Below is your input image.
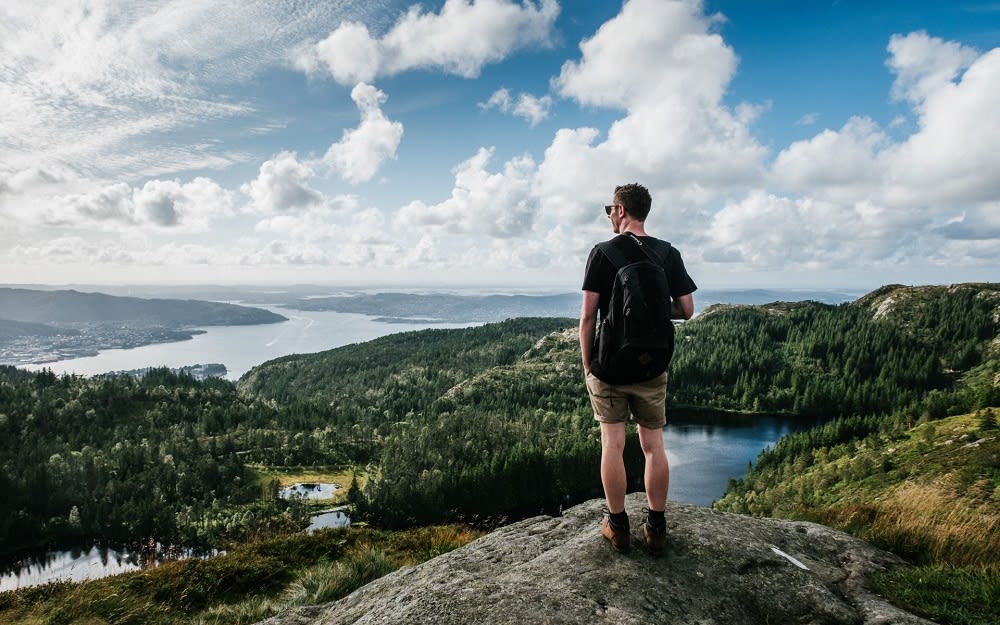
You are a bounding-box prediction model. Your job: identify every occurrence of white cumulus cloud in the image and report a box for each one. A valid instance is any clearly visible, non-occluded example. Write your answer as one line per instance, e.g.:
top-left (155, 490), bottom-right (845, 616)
top-left (40, 177), bottom-right (235, 232)
top-left (771, 116), bottom-right (887, 200)
top-left (134, 178), bottom-right (236, 230)
top-left (700, 191), bottom-right (917, 270)
top-left (539, 0), bottom-right (768, 226)
top-left (296, 0), bottom-right (560, 85)
top-left (761, 30), bottom-right (1000, 273)
top-left (886, 31), bottom-right (980, 106)
top-left (395, 147), bottom-right (538, 238)
top-left (321, 83), bottom-right (404, 184)
top-left (883, 40), bottom-right (1000, 207)
top-left (242, 152), bottom-right (325, 214)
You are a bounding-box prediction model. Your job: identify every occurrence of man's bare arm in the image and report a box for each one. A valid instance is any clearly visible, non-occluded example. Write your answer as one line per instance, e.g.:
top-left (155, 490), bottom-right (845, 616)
top-left (579, 290), bottom-right (601, 374)
top-left (671, 293), bottom-right (694, 320)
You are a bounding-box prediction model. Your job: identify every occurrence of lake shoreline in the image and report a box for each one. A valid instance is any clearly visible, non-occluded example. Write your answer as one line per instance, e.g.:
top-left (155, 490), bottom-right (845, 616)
top-left (2, 408), bottom-right (813, 590)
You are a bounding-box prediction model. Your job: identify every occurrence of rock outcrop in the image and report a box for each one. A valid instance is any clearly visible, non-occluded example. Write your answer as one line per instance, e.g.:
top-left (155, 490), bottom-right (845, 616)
top-left (258, 493), bottom-right (933, 625)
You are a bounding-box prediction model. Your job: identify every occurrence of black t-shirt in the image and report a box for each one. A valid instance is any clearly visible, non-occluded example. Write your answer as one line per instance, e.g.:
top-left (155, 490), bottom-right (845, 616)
top-left (581, 234), bottom-right (698, 320)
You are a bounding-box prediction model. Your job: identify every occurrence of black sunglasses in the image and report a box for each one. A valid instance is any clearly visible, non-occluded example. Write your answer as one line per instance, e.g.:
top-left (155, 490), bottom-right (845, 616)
top-left (604, 204), bottom-right (618, 215)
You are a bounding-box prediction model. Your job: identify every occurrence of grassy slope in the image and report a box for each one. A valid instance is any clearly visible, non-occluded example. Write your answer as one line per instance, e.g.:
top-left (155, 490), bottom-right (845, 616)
top-left (0, 525), bottom-right (482, 625)
top-left (717, 411), bottom-right (999, 565)
top-left (716, 409), bottom-right (1000, 624)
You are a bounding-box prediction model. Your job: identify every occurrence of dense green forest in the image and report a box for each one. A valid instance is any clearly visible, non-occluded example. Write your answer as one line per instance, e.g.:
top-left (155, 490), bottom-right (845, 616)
top-left (670, 284), bottom-right (1000, 416)
top-left (0, 366), bottom-right (315, 555)
top-left (1, 318), bottom-right (590, 554)
top-left (2, 284), bottom-right (998, 559)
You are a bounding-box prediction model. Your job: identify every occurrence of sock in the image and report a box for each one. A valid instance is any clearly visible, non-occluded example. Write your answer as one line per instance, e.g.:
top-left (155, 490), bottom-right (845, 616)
top-left (609, 510), bottom-right (629, 530)
top-left (646, 509), bottom-right (665, 530)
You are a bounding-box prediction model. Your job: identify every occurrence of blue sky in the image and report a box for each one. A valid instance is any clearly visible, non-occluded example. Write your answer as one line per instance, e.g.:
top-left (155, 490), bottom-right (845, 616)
top-left (1, 0), bottom-right (998, 290)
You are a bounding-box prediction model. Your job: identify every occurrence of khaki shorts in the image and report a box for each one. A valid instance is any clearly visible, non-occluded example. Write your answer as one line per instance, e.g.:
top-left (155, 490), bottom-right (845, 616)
top-left (585, 371), bottom-right (668, 429)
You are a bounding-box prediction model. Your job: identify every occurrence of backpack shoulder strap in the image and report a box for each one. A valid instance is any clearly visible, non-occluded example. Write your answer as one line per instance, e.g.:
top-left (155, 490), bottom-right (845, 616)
top-left (625, 232), bottom-right (671, 266)
top-left (596, 240), bottom-right (630, 270)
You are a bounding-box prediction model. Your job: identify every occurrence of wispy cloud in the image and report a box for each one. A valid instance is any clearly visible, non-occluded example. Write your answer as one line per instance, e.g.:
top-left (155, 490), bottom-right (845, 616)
top-left (0, 0), bottom-right (390, 183)
top-left (960, 3), bottom-right (1000, 14)
top-left (480, 88), bottom-right (553, 126)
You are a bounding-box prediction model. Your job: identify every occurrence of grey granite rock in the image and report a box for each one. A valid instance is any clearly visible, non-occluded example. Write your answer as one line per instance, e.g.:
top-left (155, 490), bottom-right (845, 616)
top-left (256, 493), bottom-right (933, 625)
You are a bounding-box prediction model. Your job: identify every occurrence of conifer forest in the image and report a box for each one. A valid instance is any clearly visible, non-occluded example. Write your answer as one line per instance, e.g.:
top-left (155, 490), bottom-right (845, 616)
top-left (1, 284), bottom-right (997, 556)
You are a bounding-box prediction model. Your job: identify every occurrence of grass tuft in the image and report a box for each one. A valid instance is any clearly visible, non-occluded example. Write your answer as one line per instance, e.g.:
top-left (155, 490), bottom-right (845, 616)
top-left (284, 548), bottom-right (395, 607)
top-left (810, 480), bottom-right (1000, 569)
top-left (871, 565), bottom-right (1000, 625)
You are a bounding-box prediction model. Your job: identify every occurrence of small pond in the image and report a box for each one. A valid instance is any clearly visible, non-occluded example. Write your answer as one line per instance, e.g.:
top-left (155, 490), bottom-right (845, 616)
top-left (280, 482), bottom-right (340, 500)
top-left (307, 508), bottom-right (352, 532)
top-left (0, 543), bottom-right (220, 593)
top-left (1, 484), bottom-right (347, 591)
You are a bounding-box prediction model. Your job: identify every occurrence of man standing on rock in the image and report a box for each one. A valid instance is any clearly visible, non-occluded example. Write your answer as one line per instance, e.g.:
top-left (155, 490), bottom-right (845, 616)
top-left (579, 183), bottom-right (696, 555)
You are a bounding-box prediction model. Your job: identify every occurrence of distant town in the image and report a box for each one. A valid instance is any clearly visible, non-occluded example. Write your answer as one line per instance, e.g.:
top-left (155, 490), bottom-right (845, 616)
top-left (0, 287), bottom-right (287, 368)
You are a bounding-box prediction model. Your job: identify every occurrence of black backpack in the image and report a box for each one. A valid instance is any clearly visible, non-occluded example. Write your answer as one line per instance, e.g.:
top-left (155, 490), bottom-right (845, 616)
top-left (593, 233), bottom-right (675, 384)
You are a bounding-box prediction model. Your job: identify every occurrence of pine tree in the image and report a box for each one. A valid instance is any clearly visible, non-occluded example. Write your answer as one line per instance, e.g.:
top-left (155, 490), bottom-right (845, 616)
top-left (347, 472), bottom-right (363, 507)
top-left (978, 408), bottom-right (998, 432)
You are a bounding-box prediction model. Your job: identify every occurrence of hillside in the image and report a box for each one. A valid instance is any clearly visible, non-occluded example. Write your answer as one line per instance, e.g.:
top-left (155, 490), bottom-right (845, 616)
top-left (716, 409), bottom-right (1000, 624)
top-left (670, 282), bottom-right (1000, 417)
top-left (0, 319), bottom-right (588, 555)
top-left (717, 409), bottom-right (999, 566)
top-left (0, 319), bottom-right (77, 340)
top-left (231, 283), bottom-right (1000, 528)
top-left (242, 282), bottom-right (1000, 420)
top-left (237, 316), bottom-right (576, 408)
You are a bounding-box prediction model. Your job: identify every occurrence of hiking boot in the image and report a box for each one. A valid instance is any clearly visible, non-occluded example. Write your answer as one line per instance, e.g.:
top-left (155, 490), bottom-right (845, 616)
top-left (642, 520), bottom-right (666, 556)
top-left (601, 517), bottom-right (630, 553)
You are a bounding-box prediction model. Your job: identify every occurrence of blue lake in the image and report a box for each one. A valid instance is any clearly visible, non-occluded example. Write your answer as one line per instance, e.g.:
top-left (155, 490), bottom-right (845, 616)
top-left (663, 414), bottom-right (819, 507)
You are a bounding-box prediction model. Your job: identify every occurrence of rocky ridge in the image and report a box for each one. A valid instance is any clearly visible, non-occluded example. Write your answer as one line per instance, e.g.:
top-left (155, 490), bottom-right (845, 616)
top-left (257, 493), bottom-right (932, 625)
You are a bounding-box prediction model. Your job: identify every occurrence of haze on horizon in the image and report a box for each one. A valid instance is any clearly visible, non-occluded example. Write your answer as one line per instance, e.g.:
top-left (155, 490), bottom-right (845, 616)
top-left (1, 1), bottom-right (999, 291)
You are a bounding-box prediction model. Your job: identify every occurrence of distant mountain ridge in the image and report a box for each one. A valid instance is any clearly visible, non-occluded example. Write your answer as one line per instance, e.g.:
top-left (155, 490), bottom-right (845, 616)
top-left (287, 292), bottom-right (579, 322)
top-left (283, 288), bottom-right (861, 322)
top-left (0, 287), bottom-right (286, 325)
top-left (0, 284), bottom-right (863, 320)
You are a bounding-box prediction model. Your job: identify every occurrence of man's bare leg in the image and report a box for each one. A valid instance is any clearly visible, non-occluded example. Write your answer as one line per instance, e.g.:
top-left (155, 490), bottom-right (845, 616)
top-left (600, 422), bottom-right (627, 513)
top-left (637, 424), bottom-right (669, 511)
